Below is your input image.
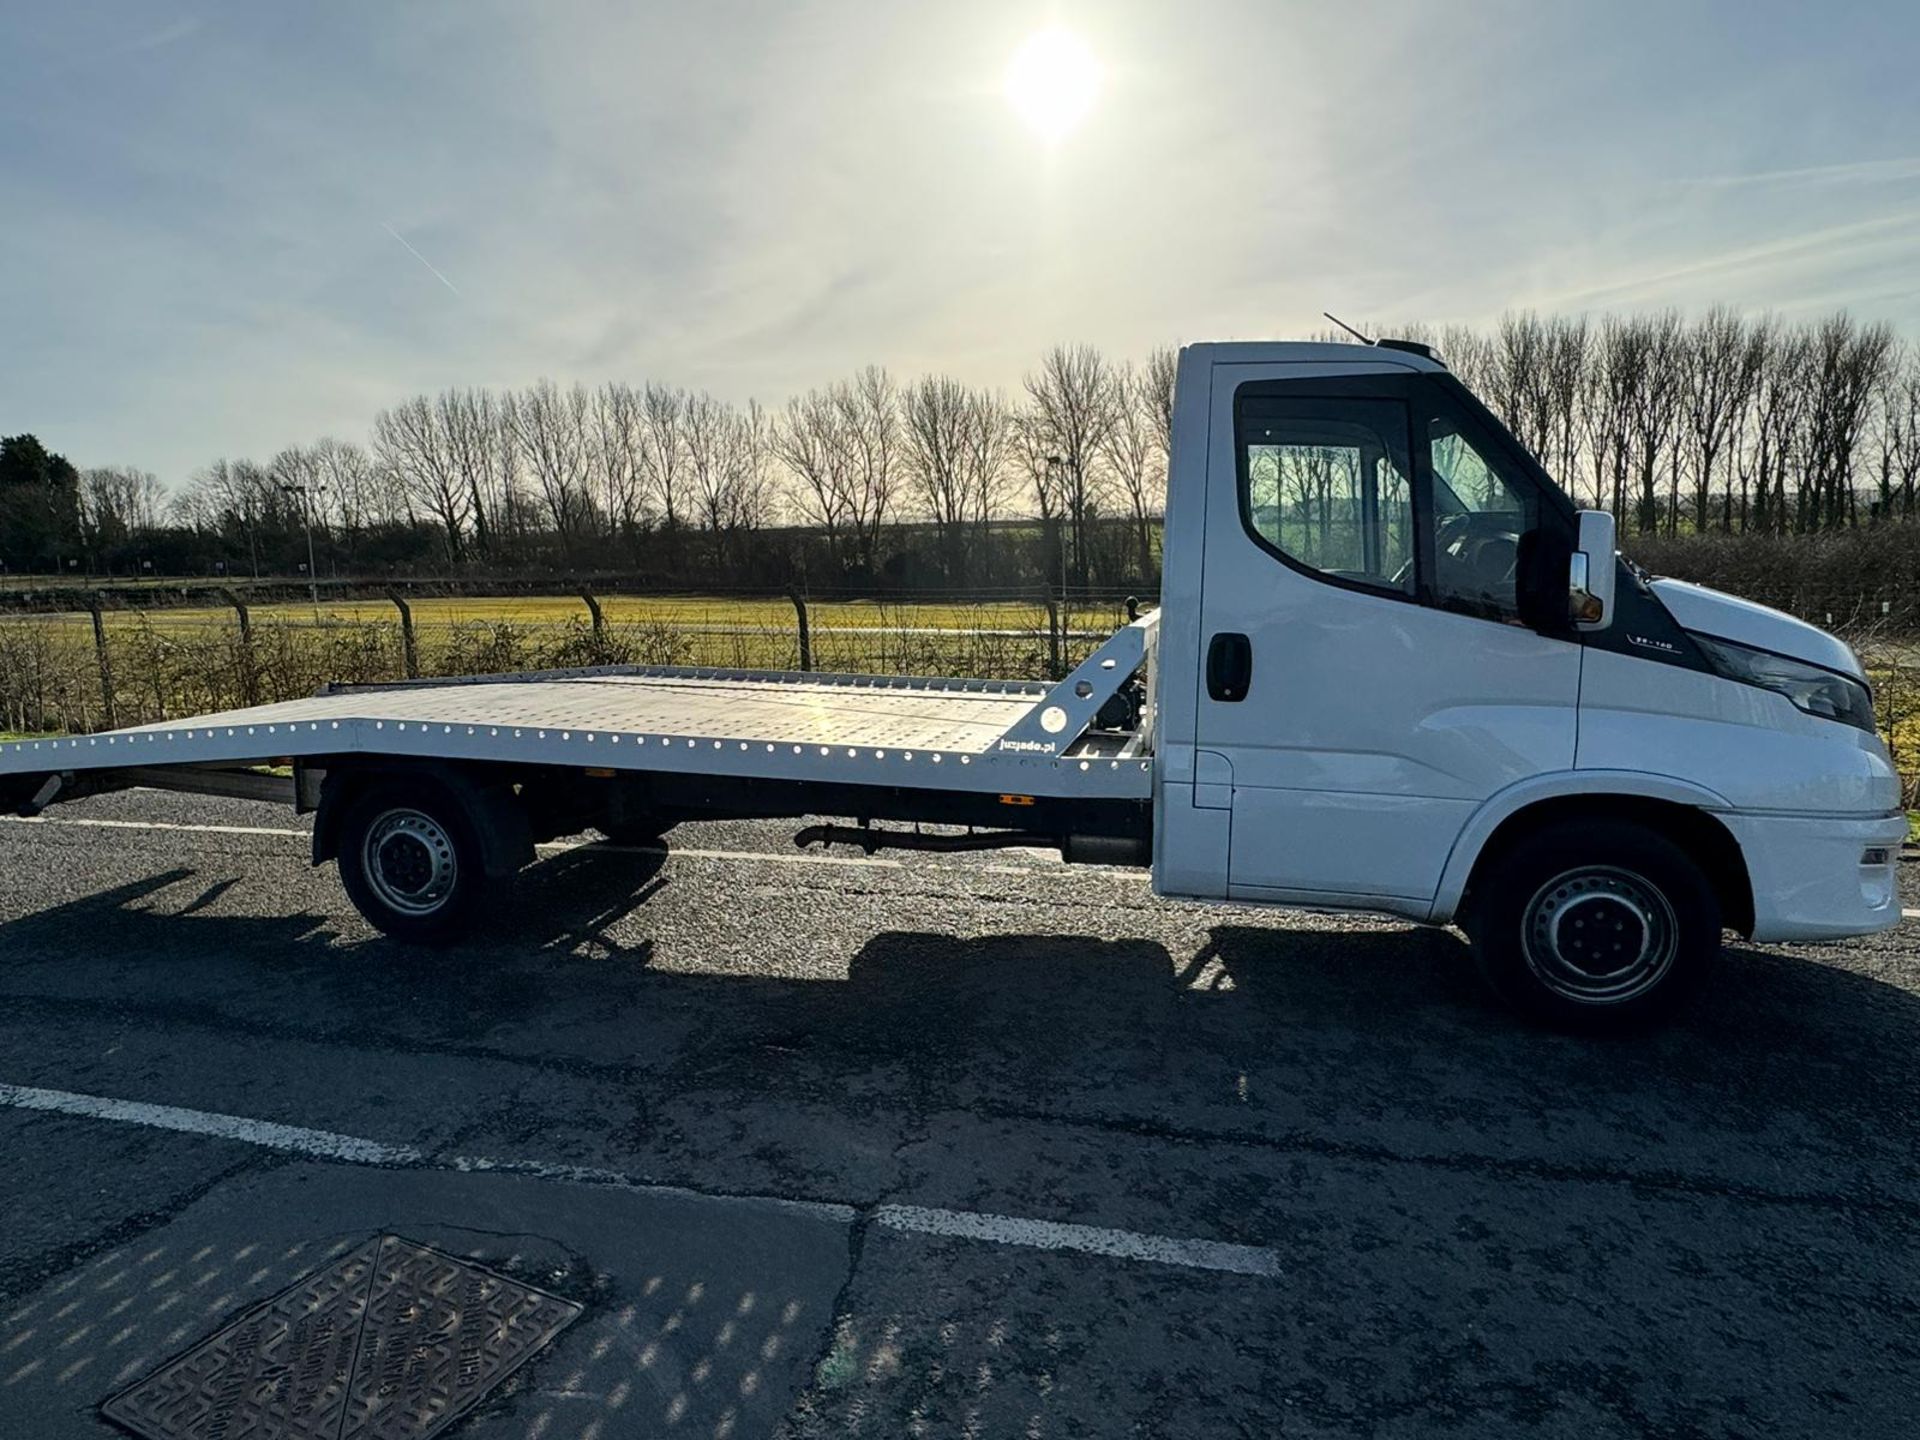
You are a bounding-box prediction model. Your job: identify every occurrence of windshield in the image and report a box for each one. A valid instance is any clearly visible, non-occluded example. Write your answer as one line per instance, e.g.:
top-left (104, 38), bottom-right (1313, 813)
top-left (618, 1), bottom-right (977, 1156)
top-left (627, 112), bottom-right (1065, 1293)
top-left (1429, 419), bottom-right (1526, 521)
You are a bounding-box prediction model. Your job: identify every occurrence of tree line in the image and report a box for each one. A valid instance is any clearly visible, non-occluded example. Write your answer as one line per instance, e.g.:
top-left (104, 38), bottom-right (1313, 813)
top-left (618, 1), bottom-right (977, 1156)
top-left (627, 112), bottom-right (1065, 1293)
top-left (1418, 309), bottom-right (1915, 537)
top-left (4, 309), bottom-right (1916, 591)
top-left (5, 348), bottom-right (1175, 590)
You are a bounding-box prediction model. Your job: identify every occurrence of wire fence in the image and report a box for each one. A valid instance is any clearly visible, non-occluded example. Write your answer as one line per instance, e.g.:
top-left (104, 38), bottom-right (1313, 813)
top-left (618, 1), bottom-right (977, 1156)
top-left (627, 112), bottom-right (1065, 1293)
top-left (0, 585), bottom-right (1146, 736)
top-left (1, 581), bottom-right (1914, 808)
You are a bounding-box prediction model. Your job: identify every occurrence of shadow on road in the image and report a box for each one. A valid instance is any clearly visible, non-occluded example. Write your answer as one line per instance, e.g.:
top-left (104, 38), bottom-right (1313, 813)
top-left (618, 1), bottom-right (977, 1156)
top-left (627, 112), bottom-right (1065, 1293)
top-left (1, 843), bottom-right (1915, 1167)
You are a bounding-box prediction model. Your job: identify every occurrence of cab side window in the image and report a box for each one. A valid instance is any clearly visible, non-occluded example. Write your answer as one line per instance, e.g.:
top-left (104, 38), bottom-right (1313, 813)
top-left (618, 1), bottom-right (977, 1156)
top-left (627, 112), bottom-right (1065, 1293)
top-left (1238, 397), bottom-right (1415, 598)
top-left (1426, 416), bottom-right (1540, 623)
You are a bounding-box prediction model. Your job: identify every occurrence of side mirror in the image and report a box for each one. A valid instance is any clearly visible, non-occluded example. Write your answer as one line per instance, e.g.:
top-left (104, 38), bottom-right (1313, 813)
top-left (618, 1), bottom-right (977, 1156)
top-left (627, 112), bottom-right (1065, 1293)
top-left (1571, 509), bottom-right (1615, 630)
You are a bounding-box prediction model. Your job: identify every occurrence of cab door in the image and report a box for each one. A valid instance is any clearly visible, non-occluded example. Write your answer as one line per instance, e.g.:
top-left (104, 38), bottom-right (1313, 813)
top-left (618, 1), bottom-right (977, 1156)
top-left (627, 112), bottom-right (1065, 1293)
top-left (1194, 363), bottom-right (1582, 907)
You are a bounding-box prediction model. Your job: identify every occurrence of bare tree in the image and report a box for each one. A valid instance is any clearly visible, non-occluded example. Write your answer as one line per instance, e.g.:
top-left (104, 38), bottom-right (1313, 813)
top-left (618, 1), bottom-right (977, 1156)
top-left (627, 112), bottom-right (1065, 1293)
top-left (79, 466), bottom-right (165, 556)
top-left (841, 367), bottom-right (901, 575)
top-left (1683, 307), bottom-right (1762, 533)
top-left (509, 379), bottom-right (595, 557)
top-left (686, 393), bottom-right (771, 568)
top-left (198, 458), bottom-right (283, 577)
top-left (727, 400), bottom-right (777, 547)
top-left (1099, 362), bottom-right (1165, 581)
top-left (1490, 312), bottom-right (1551, 456)
top-left (1871, 342), bottom-right (1920, 520)
top-left (438, 389), bottom-right (498, 561)
top-left (639, 382), bottom-right (689, 550)
top-left (486, 396), bottom-right (531, 554)
top-left (1438, 324), bottom-right (1496, 398)
top-left (1540, 316), bottom-right (1590, 502)
top-left (900, 376), bottom-right (1012, 583)
top-left (372, 397), bottom-right (470, 563)
top-left (591, 381), bottom-right (650, 550)
top-left (773, 367), bottom-right (898, 578)
top-left (1010, 407), bottom-right (1069, 589)
top-left (1802, 313), bottom-right (1895, 531)
top-left (1619, 311), bottom-right (1685, 534)
top-left (1583, 317), bottom-right (1641, 523)
top-left (310, 437), bottom-right (379, 559)
top-left (1023, 344), bottom-right (1118, 589)
top-left (773, 386), bottom-right (859, 572)
top-left (269, 443), bottom-right (323, 501)
top-left (1746, 321), bottom-right (1811, 535)
top-left (1144, 345), bottom-right (1178, 464)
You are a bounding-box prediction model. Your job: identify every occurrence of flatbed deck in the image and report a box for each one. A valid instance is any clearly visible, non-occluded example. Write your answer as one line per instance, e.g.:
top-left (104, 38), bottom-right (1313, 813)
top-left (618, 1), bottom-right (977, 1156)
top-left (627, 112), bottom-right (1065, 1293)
top-left (0, 616), bottom-right (1158, 803)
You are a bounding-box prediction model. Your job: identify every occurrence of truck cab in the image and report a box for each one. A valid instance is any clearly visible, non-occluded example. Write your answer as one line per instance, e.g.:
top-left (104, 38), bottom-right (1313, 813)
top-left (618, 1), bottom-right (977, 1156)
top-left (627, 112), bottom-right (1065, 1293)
top-left (1153, 341), bottom-right (1904, 1024)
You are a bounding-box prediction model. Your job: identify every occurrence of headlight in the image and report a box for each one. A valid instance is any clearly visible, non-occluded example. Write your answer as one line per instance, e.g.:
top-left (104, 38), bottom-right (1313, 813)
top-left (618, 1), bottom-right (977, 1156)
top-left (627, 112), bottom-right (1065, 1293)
top-left (1693, 635), bottom-right (1876, 733)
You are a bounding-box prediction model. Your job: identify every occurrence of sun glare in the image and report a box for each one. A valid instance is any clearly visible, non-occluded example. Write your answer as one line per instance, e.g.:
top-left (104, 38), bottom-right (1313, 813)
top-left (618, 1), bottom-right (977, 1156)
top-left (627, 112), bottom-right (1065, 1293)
top-left (1003, 27), bottom-right (1101, 141)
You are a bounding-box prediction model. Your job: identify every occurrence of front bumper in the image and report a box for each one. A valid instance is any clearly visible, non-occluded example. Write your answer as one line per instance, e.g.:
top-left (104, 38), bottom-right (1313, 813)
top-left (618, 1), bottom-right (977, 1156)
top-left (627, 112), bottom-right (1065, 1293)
top-left (1721, 810), bottom-right (1908, 943)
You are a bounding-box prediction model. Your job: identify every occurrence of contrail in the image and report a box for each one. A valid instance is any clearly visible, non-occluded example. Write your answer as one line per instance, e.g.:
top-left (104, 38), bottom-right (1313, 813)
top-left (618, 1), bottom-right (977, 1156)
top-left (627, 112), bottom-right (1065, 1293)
top-left (381, 221), bottom-right (460, 295)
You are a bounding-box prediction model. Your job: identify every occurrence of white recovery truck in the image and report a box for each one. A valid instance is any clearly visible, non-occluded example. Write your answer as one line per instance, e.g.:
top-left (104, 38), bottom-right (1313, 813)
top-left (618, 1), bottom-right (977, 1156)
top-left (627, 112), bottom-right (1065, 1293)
top-left (1, 342), bottom-right (1904, 1027)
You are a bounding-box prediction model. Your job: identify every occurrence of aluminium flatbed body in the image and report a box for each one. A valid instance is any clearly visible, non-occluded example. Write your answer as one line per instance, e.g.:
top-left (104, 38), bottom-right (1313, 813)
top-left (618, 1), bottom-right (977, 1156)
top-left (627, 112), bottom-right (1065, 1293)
top-left (0, 614), bottom-right (1160, 871)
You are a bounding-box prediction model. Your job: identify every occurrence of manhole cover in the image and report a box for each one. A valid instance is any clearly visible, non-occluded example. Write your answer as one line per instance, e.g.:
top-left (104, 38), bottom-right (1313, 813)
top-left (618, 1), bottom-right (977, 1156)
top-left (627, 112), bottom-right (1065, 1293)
top-left (102, 1234), bottom-right (582, 1440)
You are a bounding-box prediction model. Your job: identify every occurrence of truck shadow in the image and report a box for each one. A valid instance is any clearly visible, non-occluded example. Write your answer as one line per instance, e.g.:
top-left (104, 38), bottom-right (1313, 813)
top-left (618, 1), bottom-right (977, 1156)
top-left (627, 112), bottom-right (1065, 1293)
top-left (0, 845), bottom-right (670, 1045)
top-left (0, 852), bottom-right (1916, 1165)
top-left (799, 921), bottom-right (1920, 1144)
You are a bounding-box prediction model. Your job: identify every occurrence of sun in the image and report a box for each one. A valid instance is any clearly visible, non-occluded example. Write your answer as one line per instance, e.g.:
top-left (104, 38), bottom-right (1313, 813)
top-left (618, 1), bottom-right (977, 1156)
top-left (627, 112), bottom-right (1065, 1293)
top-left (1003, 27), bottom-right (1101, 141)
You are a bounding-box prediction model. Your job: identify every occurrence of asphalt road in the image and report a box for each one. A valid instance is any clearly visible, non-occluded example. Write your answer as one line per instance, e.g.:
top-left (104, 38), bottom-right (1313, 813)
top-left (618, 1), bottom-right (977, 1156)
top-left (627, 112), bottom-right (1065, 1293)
top-left (1, 791), bottom-right (1918, 1438)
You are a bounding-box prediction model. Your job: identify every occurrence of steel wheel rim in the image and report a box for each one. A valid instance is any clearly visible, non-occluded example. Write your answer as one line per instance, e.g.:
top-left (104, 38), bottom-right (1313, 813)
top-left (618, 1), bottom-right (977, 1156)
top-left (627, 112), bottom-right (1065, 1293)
top-left (1520, 865), bottom-right (1677, 1006)
top-left (363, 808), bottom-right (457, 916)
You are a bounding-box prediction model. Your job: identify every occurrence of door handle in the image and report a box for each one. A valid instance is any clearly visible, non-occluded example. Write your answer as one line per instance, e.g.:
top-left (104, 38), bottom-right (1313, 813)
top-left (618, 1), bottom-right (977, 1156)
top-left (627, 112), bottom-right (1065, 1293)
top-left (1206, 632), bottom-right (1252, 702)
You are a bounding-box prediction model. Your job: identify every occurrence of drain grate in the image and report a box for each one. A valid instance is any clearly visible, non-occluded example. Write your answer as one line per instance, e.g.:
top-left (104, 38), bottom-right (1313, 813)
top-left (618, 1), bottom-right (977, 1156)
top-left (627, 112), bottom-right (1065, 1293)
top-left (102, 1234), bottom-right (582, 1440)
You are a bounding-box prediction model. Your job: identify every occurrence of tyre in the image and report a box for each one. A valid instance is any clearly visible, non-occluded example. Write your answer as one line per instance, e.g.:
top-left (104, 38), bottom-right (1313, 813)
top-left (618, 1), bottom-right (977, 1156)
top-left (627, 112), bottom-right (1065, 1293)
top-left (335, 780), bottom-right (489, 945)
top-left (1468, 818), bottom-right (1720, 1030)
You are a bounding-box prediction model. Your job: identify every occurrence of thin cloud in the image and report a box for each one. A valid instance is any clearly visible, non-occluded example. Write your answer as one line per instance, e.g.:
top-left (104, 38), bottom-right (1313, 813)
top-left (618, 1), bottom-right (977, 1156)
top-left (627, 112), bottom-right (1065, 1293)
top-left (380, 222), bottom-right (460, 296)
top-left (126, 16), bottom-right (207, 53)
top-left (1682, 156), bottom-right (1920, 189)
top-left (1522, 210), bottom-right (1920, 312)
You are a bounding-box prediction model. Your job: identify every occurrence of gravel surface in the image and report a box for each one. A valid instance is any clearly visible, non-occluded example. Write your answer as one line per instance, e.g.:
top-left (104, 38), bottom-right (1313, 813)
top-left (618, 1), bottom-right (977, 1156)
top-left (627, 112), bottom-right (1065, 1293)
top-left (1, 789), bottom-right (1917, 1437)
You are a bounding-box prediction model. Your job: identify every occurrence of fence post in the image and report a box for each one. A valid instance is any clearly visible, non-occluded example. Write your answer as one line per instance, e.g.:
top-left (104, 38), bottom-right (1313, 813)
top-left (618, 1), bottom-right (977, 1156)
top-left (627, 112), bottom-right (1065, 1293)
top-left (218, 587), bottom-right (258, 705)
top-left (386, 588), bottom-right (418, 679)
top-left (788, 587), bottom-right (812, 672)
top-left (581, 590), bottom-right (608, 661)
top-left (87, 592), bottom-right (117, 730)
top-left (1044, 593), bottom-right (1063, 680)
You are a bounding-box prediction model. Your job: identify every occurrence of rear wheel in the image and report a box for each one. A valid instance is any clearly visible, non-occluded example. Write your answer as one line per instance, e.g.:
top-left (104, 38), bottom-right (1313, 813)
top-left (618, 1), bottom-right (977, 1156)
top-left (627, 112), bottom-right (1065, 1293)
top-left (336, 781), bottom-right (487, 945)
top-left (1469, 818), bottom-right (1720, 1030)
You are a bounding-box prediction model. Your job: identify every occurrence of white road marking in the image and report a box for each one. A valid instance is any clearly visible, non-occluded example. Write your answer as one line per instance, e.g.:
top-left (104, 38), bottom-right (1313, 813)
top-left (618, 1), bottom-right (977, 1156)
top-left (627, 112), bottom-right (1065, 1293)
top-left (0, 813), bottom-right (1140, 879)
top-left (536, 835), bottom-right (903, 869)
top-left (873, 1203), bottom-right (1283, 1278)
top-left (0, 1082), bottom-right (418, 1165)
top-left (1906, 908), bottom-right (1920, 920)
top-left (0, 1082), bottom-right (1279, 1280)
top-left (1, 815), bottom-right (307, 839)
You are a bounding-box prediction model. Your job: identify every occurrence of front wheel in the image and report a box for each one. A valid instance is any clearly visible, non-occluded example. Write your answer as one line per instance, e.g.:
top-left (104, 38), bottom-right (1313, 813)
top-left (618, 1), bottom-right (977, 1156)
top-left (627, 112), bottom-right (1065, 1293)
top-left (1469, 818), bottom-right (1720, 1030)
top-left (336, 781), bottom-right (489, 945)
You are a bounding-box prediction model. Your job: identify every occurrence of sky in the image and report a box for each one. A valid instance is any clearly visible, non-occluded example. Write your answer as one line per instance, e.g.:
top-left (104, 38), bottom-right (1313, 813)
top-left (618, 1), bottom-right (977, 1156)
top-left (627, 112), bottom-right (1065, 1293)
top-left (4, 0), bottom-right (1919, 488)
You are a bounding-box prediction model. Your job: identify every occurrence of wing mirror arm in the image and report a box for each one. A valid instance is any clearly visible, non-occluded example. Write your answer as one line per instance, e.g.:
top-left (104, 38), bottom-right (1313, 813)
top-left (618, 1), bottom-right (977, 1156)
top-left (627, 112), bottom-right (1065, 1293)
top-left (1570, 509), bottom-right (1616, 631)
